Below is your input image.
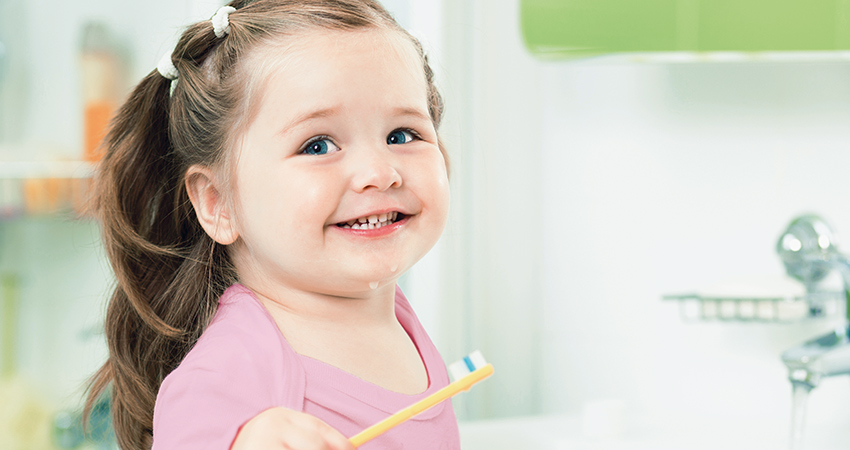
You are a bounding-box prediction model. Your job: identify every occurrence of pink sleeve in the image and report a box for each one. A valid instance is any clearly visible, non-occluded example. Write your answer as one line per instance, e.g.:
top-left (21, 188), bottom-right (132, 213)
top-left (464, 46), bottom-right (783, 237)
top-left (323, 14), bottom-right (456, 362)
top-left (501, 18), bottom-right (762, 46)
top-left (151, 290), bottom-right (305, 450)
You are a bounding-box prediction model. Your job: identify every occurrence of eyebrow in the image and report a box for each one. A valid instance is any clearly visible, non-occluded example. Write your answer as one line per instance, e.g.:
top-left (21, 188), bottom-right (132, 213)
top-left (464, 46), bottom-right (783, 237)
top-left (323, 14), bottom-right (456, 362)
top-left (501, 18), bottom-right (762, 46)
top-left (279, 107), bottom-right (340, 136)
top-left (279, 105), bottom-right (432, 136)
top-left (392, 107), bottom-right (432, 122)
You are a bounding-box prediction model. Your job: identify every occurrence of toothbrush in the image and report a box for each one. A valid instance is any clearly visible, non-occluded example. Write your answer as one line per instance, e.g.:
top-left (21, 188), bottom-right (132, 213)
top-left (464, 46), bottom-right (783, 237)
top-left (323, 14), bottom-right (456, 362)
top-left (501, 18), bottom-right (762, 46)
top-left (349, 350), bottom-right (494, 448)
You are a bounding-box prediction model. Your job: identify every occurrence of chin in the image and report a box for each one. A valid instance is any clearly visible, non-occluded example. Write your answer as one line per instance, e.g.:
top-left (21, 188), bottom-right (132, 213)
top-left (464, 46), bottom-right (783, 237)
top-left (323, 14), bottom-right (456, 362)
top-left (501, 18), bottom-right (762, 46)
top-left (352, 268), bottom-right (407, 290)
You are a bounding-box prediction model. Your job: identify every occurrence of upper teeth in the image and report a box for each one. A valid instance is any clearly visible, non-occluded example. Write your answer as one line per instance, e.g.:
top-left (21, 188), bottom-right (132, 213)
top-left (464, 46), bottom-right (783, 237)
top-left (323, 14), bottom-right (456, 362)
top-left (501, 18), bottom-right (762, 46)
top-left (339, 212), bottom-right (399, 230)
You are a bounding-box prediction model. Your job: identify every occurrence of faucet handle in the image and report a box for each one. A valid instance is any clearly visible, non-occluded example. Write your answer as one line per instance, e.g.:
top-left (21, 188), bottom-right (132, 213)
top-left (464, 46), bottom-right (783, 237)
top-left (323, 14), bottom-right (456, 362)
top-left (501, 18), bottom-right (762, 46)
top-left (777, 214), bottom-right (840, 287)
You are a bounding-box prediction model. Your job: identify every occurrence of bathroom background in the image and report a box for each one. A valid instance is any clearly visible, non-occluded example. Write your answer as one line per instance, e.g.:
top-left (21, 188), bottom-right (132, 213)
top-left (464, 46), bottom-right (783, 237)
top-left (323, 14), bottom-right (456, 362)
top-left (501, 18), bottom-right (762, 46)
top-left (1, 0), bottom-right (849, 448)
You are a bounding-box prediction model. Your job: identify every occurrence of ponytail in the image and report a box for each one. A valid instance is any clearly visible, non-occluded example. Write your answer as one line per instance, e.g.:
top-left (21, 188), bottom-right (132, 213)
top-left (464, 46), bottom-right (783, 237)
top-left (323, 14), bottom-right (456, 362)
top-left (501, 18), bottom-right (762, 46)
top-left (85, 68), bottom-right (235, 450)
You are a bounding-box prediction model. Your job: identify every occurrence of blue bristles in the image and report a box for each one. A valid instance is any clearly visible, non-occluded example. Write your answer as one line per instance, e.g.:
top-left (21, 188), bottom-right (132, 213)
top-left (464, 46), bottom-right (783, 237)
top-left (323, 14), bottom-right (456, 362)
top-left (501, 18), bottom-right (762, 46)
top-left (463, 356), bottom-right (476, 372)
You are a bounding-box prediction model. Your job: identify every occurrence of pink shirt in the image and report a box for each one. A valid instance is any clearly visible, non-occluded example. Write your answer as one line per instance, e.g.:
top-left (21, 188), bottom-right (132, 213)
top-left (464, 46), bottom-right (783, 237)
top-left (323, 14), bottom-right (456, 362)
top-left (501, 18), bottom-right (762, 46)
top-left (151, 284), bottom-right (460, 450)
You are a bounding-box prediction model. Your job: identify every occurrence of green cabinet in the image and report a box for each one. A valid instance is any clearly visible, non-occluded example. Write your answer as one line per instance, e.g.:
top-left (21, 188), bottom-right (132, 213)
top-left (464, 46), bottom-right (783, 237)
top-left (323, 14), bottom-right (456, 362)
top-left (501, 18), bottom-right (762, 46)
top-left (521, 0), bottom-right (850, 57)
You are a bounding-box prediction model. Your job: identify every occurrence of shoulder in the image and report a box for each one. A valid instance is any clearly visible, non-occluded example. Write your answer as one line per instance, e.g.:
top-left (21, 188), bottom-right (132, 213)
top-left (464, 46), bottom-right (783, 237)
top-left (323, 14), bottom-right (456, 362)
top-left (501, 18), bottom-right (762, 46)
top-left (185, 285), bottom-right (283, 371)
top-left (166, 285), bottom-right (284, 380)
top-left (161, 285), bottom-right (302, 391)
top-left (151, 285), bottom-right (306, 449)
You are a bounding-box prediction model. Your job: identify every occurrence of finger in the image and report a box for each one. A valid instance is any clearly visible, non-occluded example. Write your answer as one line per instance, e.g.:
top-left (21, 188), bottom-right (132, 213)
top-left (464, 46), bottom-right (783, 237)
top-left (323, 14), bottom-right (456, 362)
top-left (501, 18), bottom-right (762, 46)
top-left (301, 415), bottom-right (353, 450)
top-left (275, 410), bottom-right (353, 450)
top-left (275, 427), bottom-right (324, 450)
top-left (327, 433), bottom-right (355, 450)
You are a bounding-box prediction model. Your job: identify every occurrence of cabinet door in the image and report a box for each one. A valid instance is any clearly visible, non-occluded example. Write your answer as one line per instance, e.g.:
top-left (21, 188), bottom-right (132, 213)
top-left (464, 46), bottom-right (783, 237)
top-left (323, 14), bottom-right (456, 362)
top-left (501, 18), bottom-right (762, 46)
top-left (521, 0), bottom-right (850, 57)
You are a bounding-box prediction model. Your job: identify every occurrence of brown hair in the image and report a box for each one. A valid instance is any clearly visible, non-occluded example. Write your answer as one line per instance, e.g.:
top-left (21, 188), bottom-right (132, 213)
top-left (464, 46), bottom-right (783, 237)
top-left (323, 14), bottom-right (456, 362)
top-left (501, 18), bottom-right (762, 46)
top-left (84, 1), bottom-right (446, 449)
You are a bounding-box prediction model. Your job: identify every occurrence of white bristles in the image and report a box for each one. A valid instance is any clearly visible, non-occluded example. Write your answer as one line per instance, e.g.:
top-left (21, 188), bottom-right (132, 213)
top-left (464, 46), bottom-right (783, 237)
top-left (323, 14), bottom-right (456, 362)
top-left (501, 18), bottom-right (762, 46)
top-left (448, 350), bottom-right (488, 382)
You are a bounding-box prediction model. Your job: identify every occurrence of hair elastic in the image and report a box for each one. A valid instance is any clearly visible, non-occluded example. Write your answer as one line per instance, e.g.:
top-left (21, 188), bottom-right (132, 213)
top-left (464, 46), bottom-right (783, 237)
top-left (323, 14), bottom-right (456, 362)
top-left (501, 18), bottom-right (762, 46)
top-left (157, 52), bottom-right (179, 80)
top-left (211, 6), bottom-right (237, 38)
top-left (155, 6), bottom-right (236, 81)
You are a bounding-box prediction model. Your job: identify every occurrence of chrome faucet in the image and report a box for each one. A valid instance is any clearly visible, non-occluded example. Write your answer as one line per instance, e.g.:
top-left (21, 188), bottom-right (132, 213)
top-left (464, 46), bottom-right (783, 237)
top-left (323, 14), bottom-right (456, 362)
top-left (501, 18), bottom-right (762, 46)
top-left (781, 327), bottom-right (850, 388)
top-left (778, 215), bottom-right (850, 389)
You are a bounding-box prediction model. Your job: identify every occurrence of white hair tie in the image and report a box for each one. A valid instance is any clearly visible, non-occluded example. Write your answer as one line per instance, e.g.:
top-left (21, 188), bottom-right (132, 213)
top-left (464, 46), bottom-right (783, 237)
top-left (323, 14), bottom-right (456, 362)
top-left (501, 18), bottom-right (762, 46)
top-left (157, 51), bottom-right (178, 80)
top-left (211, 6), bottom-right (237, 38)
top-left (154, 6), bottom-right (236, 83)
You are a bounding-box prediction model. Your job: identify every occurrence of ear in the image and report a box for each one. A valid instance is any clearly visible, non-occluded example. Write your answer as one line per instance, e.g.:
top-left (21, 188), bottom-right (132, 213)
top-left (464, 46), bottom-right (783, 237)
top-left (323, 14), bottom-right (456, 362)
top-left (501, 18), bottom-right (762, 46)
top-left (185, 165), bottom-right (239, 245)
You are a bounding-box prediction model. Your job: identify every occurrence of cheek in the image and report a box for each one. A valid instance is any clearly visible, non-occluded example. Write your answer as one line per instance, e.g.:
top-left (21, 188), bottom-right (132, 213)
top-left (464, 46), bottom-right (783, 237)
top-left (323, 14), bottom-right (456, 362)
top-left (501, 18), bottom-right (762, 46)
top-left (239, 166), bottom-right (341, 234)
top-left (231, 164), bottom-right (297, 243)
top-left (433, 179), bottom-right (451, 230)
top-left (416, 153), bottom-right (451, 221)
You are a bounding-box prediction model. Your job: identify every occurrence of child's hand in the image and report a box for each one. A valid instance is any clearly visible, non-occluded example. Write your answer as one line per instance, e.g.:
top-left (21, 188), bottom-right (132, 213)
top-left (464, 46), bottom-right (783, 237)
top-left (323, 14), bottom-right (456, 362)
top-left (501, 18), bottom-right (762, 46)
top-left (231, 407), bottom-right (355, 450)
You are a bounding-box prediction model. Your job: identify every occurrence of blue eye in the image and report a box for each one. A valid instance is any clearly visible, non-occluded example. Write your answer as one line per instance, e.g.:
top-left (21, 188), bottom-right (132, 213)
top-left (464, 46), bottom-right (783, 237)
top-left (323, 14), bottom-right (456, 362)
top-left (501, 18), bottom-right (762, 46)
top-left (387, 130), bottom-right (415, 145)
top-left (301, 138), bottom-right (339, 155)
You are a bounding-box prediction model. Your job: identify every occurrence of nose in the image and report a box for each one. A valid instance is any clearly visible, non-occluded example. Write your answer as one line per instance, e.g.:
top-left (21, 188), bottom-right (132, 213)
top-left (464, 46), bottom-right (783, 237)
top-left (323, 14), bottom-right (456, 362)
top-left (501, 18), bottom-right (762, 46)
top-left (349, 145), bottom-right (403, 192)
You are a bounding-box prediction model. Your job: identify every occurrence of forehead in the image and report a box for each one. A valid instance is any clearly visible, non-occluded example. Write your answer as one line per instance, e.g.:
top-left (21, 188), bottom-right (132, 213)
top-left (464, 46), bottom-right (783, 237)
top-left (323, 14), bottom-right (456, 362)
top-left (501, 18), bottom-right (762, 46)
top-left (242, 28), bottom-right (428, 120)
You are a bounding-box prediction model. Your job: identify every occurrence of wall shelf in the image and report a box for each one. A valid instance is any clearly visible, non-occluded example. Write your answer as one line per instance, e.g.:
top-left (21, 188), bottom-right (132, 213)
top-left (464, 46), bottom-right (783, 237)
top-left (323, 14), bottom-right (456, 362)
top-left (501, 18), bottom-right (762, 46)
top-left (0, 160), bottom-right (94, 218)
top-left (0, 161), bottom-right (94, 180)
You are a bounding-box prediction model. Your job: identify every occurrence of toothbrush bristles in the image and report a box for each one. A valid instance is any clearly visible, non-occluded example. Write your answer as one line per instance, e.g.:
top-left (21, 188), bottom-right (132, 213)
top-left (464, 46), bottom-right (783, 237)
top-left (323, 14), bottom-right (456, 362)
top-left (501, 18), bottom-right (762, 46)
top-left (448, 350), bottom-right (488, 382)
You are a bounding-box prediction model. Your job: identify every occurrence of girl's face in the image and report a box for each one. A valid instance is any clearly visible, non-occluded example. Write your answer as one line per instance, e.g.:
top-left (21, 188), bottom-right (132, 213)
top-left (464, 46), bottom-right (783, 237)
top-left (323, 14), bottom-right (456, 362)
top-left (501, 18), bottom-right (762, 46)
top-left (227, 28), bottom-right (449, 298)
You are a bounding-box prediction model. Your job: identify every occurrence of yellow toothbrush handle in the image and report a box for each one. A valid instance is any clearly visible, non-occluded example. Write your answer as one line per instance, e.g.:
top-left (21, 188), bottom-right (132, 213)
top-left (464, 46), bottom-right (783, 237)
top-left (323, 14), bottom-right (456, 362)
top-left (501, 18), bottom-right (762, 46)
top-left (349, 364), bottom-right (494, 448)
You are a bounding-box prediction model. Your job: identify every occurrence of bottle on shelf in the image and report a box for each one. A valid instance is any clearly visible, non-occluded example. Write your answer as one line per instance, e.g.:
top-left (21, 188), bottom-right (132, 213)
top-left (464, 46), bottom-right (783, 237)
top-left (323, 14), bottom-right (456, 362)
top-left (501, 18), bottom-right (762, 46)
top-left (80, 22), bottom-right (123, 163)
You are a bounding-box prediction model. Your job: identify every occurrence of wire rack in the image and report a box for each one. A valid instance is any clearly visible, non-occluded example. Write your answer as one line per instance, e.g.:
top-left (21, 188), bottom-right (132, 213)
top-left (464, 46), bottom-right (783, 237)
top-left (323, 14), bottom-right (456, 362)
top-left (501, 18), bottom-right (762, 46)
top-left (663, 291), bottom-right (845, 322)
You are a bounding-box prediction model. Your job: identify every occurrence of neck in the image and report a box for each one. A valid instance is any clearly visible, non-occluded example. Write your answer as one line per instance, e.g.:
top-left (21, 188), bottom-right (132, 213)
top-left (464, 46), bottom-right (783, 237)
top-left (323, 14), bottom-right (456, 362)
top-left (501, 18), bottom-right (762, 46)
top-left (245, 280), bottom-right (399, 328)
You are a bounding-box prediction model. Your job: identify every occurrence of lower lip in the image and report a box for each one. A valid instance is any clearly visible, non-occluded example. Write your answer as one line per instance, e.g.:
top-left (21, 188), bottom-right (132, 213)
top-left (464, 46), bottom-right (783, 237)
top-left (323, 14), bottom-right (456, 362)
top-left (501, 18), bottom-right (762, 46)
top-left (333, 216), bottom-right (410, 238)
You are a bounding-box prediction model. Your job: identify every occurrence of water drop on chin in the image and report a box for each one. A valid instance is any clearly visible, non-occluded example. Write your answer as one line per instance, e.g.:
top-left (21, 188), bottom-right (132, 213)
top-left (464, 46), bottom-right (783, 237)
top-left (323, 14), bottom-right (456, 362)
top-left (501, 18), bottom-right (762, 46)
top-left (369, 281), bottom-right (379, 290)
top-left (390, 264), bottom-right (398, 273)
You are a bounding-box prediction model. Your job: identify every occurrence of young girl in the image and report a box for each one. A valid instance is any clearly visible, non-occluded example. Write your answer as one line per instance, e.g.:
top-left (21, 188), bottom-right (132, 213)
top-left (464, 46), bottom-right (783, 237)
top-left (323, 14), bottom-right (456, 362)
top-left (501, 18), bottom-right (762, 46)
top-left (84, 1), bottom-right (456, 449)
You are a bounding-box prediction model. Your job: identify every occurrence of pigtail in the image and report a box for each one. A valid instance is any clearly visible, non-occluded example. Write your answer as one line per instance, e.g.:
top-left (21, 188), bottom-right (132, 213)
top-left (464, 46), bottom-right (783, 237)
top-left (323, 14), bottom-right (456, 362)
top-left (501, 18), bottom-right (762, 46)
top-left (85, 55), bottom-right (235, 450)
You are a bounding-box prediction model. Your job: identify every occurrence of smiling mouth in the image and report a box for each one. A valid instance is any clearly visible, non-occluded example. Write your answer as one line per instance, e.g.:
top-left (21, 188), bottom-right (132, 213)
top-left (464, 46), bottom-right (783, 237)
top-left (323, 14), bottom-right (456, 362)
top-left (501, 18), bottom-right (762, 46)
top-left (337, 212), bottom-right (406, 230)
